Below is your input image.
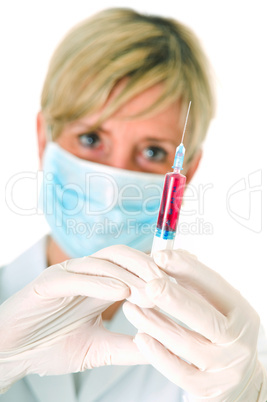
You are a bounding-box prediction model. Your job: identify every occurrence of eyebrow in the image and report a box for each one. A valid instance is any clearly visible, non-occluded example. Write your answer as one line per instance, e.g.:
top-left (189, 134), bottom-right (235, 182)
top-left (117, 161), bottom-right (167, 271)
top-left (142, 137), bottom-right (178, 146)
top-left (71, 121), bottom-right (178, 145)
top-left (70, 121), bottom-right (107, 133)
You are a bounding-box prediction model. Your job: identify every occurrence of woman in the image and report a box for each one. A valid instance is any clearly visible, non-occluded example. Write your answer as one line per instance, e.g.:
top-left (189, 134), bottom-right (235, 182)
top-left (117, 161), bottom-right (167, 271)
top-left (0, 8), bottom-right (266, 401)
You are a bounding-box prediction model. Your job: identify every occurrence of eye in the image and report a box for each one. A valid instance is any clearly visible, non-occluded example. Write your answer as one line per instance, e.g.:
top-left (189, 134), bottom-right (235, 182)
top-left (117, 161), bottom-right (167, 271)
top-left (78, 132), bottom-right (101, 148)
top-left (142, 146), bottom-right (167, 162)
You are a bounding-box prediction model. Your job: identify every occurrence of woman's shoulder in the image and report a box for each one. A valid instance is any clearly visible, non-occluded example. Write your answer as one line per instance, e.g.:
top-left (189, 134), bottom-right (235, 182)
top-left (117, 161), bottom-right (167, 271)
top-left (0, 236), bottom-right (48, 303)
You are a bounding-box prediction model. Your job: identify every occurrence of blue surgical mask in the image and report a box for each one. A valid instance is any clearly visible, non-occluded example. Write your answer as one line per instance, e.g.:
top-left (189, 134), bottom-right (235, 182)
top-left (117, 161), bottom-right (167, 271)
top-left (39, 142), bottom-right (164, 257)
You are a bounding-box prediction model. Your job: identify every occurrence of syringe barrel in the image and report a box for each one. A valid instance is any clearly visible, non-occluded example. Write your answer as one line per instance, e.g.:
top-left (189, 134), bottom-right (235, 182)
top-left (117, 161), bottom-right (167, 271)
top-left (155, 171), bottom-right (186, 240)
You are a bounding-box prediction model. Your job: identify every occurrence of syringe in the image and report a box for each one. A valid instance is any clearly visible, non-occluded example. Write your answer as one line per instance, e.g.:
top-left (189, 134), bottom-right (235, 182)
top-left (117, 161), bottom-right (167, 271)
top-left (151, 101), bottom-right (191, 256)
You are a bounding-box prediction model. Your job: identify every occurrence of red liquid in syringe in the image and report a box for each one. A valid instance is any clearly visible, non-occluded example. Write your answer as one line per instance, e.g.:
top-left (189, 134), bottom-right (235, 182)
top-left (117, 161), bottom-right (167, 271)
top-left (155, 171), bottom-right (186, 239)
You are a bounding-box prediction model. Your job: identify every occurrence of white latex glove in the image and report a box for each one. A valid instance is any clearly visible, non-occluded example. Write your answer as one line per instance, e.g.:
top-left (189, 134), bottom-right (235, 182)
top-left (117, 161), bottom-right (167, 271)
top-left (123, 249), bottom-right (267, 401)
top-left (0, 249), bottom-right (162, 393)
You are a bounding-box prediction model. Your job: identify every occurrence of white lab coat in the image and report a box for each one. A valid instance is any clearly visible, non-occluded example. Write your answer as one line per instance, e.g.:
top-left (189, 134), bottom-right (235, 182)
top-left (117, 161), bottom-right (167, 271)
top-left (1, 237), bottom-right (267, 402)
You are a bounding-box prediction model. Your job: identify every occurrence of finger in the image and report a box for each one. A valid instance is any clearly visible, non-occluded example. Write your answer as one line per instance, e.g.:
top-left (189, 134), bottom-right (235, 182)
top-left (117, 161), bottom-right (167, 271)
top-left (92, 245), bottom-right (167, 282)
top-left (64, 256), bottom-right (154, 307)
top-left (65, 255), bottom-right (143, 286)
top-left (34, 266), bottom-right (130, 300)
top-left (123, 302), bottom-right (225, 371)
top-left (146, 279), bottom-right (228, 343)
top-left (134, 333), bottom-right (221, 399)
top-left (84, 330), bottom-right (149, 369)
top-left (153, 249), bottom-right (240, 315)
top-left (134, 333), bottom-right (204, 396)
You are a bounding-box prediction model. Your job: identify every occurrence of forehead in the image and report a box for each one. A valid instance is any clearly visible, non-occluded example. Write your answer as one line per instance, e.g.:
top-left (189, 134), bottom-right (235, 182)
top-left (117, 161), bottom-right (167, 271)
top-left (111, 82), bottom-right (165, 117)
top-left (77, 82), bottom-right (182, 133)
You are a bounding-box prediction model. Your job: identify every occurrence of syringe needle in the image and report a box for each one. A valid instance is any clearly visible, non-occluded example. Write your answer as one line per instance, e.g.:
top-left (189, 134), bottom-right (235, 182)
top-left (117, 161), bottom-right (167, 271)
top-left (181, 101), bottom-right (191, 144)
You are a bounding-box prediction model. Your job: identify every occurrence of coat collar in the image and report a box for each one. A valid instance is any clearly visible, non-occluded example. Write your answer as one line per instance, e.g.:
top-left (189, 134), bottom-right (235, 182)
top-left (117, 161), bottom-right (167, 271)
top-left (25, 374), bottom-right (77, 402)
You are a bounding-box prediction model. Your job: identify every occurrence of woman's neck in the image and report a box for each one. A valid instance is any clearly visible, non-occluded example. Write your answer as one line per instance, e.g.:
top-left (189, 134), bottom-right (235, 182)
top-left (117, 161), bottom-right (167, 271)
top-left (46, 235), bottom-right (69, 266)
top-left (46, 235), bottom-right (122, 320)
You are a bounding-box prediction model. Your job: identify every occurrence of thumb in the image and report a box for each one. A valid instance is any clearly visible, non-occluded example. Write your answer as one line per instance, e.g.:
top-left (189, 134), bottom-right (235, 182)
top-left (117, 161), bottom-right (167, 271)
top-left (34, 265), bottom-right (130, 301)
top-left (84, 330), bottom-right (148, 369)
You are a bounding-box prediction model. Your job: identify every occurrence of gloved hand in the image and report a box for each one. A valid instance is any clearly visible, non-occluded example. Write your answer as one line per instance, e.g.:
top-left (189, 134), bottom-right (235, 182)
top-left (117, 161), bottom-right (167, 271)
top-left (122, 249), bottom-right (267, 401)
top-left (0, 249), bottom-right (163, 393)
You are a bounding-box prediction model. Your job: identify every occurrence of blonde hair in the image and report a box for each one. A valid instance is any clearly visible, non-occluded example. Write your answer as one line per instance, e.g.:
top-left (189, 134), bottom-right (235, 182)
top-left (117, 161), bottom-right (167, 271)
top-left (41, 7), bottom-right (215, 165)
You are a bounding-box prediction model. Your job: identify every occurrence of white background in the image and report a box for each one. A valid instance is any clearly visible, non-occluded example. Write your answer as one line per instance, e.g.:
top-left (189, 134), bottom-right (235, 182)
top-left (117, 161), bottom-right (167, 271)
top-left (0, 1), bottom-right (266, 327)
